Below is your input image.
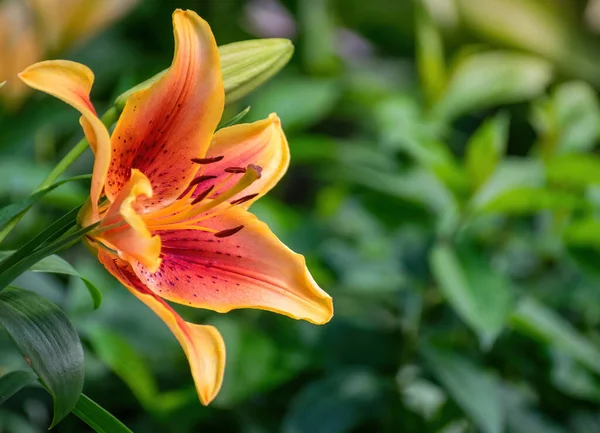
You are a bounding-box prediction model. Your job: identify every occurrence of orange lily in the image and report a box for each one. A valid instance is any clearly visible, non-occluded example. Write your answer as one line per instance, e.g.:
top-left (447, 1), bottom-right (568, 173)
top-left (18, 9), bottom-right (333, 405)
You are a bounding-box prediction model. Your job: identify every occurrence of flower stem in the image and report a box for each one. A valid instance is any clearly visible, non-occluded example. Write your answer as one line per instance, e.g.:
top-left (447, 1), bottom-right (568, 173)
top-left (37, 107), bottom-right (119, 190)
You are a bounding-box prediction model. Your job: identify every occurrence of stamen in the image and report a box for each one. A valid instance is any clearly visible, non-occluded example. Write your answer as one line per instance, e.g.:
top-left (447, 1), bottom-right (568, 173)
top-left (191, 185), bottom-right (215, 205)
top-left (191, 155), bottom-right (224, 164)
top-left (224, 166), bottom-right (246, 173)
top-left (230, 193), bottom-right (259, 205)
top-left (189, 175), bottom-right (217, 187)
top-left (214, 225), bottom-right (244, 238)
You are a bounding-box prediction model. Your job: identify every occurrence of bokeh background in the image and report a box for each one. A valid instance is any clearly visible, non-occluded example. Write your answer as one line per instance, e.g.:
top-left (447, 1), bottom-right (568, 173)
top-left (2, 0), bottom-right (600, 432)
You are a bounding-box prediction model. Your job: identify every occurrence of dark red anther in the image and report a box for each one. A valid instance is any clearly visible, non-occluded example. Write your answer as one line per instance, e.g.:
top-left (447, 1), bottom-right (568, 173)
top-left (224, 166), bottom-right (246, 173)
top-left (189, 175), bottom-right (217, 187)
top-left (191, 155), bottom-right (224, 164)
top-left (214, 225), bottom-right (244, 238)
top-left (230, 193), bottom-right (259, 205)
top-left (191, 185), bottom-right (214, 205)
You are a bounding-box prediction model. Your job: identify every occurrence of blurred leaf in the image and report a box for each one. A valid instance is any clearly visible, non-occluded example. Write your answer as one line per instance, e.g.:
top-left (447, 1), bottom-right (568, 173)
top-left (430, 243), bottom-right (514, 348)
top-left (299, 0), bottom-right (339, 74)
top-left (434, 51), bottom-right (552, 121)
top-left (86, 327), bottom-right (157, 409)
top-left (476, 186), bottom-right (584, 215)
top-left (532, 81), bottom-right (600, 155)
top-left (72, 394), bottom-right (133, 433)
top-left (246, 76), bottom-right (340, 132)
top-left (416, 3), bottom-right (446, 104)
top-left (465, 112), bottom-right (509, 190)
top-left (282, 369), bottom-right (384, 433)
top-left (116, 38), bottom-right (294, 109)
top-left (502, 385), bottom-right (568, 433)
top-left (564, 217), bottom-right (600, 253)
top-left (551, 351), bottom-right (600, 403)
top-left (422, 345), bottom-right (504, 433)
top-left (0, 370), bottom-right (37, 405)
top-left (0, 287), bottom-right (84, 427)
top-left (510, 297), bottom-right (600, 375)
top-left (546, 154), bottom-right (600, 188)
top-left (0, 252), bottom-right (101, 309)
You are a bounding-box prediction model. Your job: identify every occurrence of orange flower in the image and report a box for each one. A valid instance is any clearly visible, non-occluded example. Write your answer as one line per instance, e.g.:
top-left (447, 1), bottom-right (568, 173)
top-left (19, 9), bottom-right (333, 405)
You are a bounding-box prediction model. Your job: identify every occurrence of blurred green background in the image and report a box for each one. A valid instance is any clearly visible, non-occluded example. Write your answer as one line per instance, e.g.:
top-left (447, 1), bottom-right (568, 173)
top-left (3, 0), bottom-right (600, 432)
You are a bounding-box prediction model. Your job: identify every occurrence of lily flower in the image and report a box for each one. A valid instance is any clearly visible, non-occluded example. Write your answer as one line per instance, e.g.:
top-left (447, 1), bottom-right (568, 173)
top-left (19, 9), bottom-right (333, 405)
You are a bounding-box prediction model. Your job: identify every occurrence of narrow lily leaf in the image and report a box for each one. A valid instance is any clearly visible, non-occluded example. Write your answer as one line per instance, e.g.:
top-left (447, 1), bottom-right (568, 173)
top-left (510, 297), bottom-right (600, 375)
top-left (86, 328), bottom-right (157, 408)
top-left (217, 106), bottom-right (251, 130)
top-left (115, 38), bottom-right (294, 109)
top-left (72, 394), bottom-right (133, 433)
top-left (422, 345), bottom-right (504, 433)
top-left (430, 243), bottom-right (514, 349)
top-left (0, 287), bottom-right (84, 427)
top-left (0, 252), bottom-right (101, 309)
top-left (0, 223), bottom-right (98, 291)
top-left (0, 174), bottom-right (90, 234)
top-left (0, 370), bottom-right (37, 406)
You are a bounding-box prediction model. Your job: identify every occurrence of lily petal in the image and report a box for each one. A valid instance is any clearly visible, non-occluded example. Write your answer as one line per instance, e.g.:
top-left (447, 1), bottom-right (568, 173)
top-left (18, 60), bottom-right (111, 224)
top-left (192, 113), bottom-right (290, 207)
top-left (106, 9), bottom-right (224, 211)
top-left (99, 169), bottom-right (161, 272)
top-left (98, 250), bottom-right (226, 405)
top-left (133, 206), bottom-right (333, 325)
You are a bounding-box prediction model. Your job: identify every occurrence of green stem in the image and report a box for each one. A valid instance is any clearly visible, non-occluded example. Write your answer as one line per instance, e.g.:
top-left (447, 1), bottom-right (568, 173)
top-left (37, 107), bottom-right (119, 191)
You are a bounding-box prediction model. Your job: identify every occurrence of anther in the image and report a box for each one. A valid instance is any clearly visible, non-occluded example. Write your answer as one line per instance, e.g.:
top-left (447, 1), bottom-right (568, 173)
top-left (230, 193), bottom-right (259, 205)
top-left (189, 175), bottom-right (217, 187)
top-left (214, 225), bottom-right (244, 238)
top-left (191, 155), bottom-right (224, 164)
top-left (191, 185), bottom-right (214, 205)
top-left (248, 164), bottom-right (263, 176)
top-left (224, 166), bottom-right (246, 173)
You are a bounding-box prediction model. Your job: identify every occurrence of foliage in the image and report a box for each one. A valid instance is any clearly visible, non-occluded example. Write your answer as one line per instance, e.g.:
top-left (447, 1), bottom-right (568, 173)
top-left (2, 0), bottom-right (600, 432)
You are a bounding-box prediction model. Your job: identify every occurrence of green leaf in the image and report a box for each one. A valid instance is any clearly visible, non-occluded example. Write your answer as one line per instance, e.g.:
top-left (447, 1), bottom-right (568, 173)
top-left (465, 113), bottom-right (509, 190)
top-left (86, 327), bottom-right (157, 408)
top-left (422, 345), bottom-right (504, 433)
top-left (0, 252), bottom-right (101, 309)
top-left (476, 186), bottom-right (584, 215)
top-left (510, 297), bottom-right (600, 375)
top-left (0, 370), bottom-right (37, 405)
top-left (0, 287), bottom-right (84, 427)
top-left (430, 243), bottom-right (514, 348)
top-left (564, 218), bottom-right (600, 251)
top-left (282, 369), bottom-right (384, 433)
top-left (416, 3), bottom-right (446, 104)
top-left (546, 154), bottom-right (600, 188)
top-left (115, 38), bottom-right (294, 109)
top-left (72, 394), bottom-right (133, 433)
top-left (0, 174), bottom-right (90, 233)
top-left (434, 51), bottom-right (552, 121)
top-left (217, 106), bottom-right (251, 129)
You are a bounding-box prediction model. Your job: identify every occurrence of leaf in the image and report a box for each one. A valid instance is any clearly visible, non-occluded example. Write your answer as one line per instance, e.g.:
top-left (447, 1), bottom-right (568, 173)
top-left (422, 345), bottom-right (504, 433)
top-left (86, 327), bottom-right (157, 408)
top-left (282, 369), bottom-right (384, 433)
top-left (0, 252), bottom-right (101, 309)
top-left (416, 3), bottom-right (446, 104)
top-left (246, 77), bottom-right (341, 132)
top-left (0, 370), bottom-right (37, 406)
top-left (434, 51), bottom-right (552, 121)
top-left (430, 243), bottom-right (514, 348)
top-left (563, 218), bottom-right (600, 250)
top-left (0, 174), bottom-right (90, 232)
top-left (217, 106), bottom-right (251, 129)
top-left (476, 186), bottom-right (584, 215)
top-left (465, 112), bottom-right (509, 190)
top-left (115, 38), bottom-right (294, 109)
top-left (0, 287), bottom-right (84, 427)
top-left (510, 297), bottom-right (600, 375)
top-left (72, 394), bottom-right (133, 433)
top-left (546, 154), bottom-right (600, 188)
